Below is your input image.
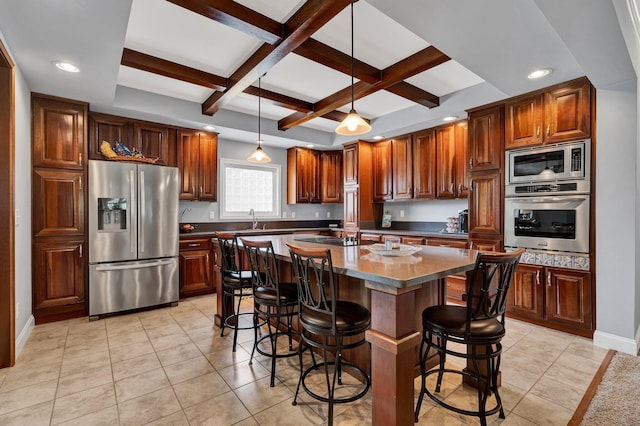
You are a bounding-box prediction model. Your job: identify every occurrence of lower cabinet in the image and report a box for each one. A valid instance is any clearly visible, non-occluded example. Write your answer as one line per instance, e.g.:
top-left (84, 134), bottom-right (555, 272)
top-left (507, 264), bottom-right (592, 336)
top-left (33, 237), bottom-right (86, 323)
top-left (425, 238), bottom-right (469, 305)
top-left (179, 238), bottom-right (215, 298)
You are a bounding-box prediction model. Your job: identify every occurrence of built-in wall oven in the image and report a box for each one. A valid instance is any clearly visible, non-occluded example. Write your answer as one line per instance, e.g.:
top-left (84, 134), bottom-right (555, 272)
top-left (504, 140), bottom-right (591, 254)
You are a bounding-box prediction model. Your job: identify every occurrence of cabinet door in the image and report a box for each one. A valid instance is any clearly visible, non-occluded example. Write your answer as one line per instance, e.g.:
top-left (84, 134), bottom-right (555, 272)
top-left (468, 105), bottom-right (503, 172)
top-left (32, 96), bottom-right (87, 169)
top-left (307, 150), bottom-right (321, 203)
top-left (133, 123), bottom-right (170, 164)
top-left (177, 130), bottom-right (199, 200)
top-left (343, 186), bottom-right (359, 229)
top-left (468, 169), bottom-right (502, 237)
top-left (33, 169), bottom-right (84, 236)
top-left (321, 151), bottom-right (343, 203)
top-left (392, 136), bottom-right (413, 199)
top-left (179, 240), bottom-right (213, 298)
top-left (88, 113), bottom-right (131, 160)
top-left (372, 141), bottom-right (393, 202)
top-left (505, 94), bottom-right (544, 149)
top-left (544, 79), bottom-right (591, 143)
top-left (413, 130), bottom-right (436, 199)
top-left (544, 267), bottom-right (592, 332)
top-left (33, 237), bottom-right (86, 317)
top-left (507, 264), bottom-right (544, 321)
top-left (436, 125), bottom-right (456, 198)
top-left (198, 132), bottom-right (218, 201)
top-left (454, 123), bottom-right (469, 198)
top-left (343, 143), bottom-right (358, 185)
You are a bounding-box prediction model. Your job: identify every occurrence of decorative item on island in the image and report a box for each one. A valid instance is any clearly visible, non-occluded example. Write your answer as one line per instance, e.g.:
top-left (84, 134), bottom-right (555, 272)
top-left (99, 140), bottom-right (159, 164)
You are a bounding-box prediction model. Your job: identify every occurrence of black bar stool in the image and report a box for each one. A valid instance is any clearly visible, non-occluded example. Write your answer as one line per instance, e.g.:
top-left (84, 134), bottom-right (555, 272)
top-left (215, 232), bottom-right (254, 352)
top-left (287, 243), bottom-right (371, 426)
top-left (414, 248), bottom-right (524, 426)
top-left (240, 238), bottom-right (301, 387)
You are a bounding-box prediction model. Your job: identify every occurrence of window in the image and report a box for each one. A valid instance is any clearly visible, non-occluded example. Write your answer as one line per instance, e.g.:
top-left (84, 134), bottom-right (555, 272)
top-left (220, 158), bottom-right (281, 219)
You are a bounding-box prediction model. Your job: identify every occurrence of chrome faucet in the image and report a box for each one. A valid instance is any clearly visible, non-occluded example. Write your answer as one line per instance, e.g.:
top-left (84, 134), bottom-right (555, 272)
top-left (249, 208), bottom-right (258, 230)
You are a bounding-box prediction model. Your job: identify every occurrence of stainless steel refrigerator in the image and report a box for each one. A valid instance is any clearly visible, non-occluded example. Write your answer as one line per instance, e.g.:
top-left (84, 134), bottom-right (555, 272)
top-left (88, 160), bottom-right (179, 318)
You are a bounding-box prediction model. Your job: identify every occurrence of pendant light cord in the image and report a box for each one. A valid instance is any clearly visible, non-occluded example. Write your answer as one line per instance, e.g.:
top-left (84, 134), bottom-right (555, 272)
top-left (350, 0), bottom-right (355, 111)
top-left (258, 77), bottom-right (261, 146)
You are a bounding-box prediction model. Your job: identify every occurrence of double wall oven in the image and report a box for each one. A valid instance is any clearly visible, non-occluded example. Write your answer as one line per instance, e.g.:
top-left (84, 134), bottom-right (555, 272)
top-left (504, 140), bottom-right (591, 254)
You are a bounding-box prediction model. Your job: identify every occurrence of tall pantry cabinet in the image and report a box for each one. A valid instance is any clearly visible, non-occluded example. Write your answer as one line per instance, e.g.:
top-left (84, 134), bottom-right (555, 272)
top-left (31, 94), bottom-right (88, 324)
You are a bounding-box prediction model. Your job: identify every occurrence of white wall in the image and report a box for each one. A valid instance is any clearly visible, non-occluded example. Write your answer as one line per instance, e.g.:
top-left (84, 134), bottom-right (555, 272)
top-left (179, 139), bottom-right (343, 224)
top-left (383, 199), bottom-right (468, 224)
top-left (0, 29), bottom-right (33, 358)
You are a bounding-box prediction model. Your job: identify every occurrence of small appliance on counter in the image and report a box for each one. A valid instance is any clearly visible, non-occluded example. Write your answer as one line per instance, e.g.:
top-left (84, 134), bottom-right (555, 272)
top-left (445, 217), bottom-right (459, 233)
top-left (458, 209), bottom-right (468, 233)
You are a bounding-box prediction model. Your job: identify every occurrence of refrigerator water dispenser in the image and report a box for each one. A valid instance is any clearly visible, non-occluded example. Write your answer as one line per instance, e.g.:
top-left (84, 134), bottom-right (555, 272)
top-left (98, 197), bottom-right (127, 232)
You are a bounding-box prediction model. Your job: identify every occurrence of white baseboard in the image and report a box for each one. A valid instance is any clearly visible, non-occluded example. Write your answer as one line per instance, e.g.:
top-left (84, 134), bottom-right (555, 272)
top-left (15, 315), bottom-right (35, 359)
top-left (593, 327), bottom-right (640, 355)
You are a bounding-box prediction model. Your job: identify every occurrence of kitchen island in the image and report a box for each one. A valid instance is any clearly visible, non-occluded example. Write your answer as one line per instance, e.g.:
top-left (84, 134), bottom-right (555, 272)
top-left (234, 234), bottom-right (478, 425)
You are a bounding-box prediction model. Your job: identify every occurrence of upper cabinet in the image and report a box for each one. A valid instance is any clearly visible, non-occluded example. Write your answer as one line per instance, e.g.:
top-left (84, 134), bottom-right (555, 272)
top-left (392, 136), bottom-right (413, 200)
top-left (435, 125), bottom-right (456, 198)
top-left (177, 130), bottom-right (218, 201)
top-left (505, 77), bottom-right (592, 149)
top-left (413, 130), bottom-right (437, 199)
top-left (287, 147), bottom-right (321, 204)
top-left (88, 112), bottom-right (176, 166)
top-left (469, 104), bottom-right (504, 171)
top-left (343, 143), bottom-right (359, 185)
top-left (372, 140), bottom-right (393, 202)
top-left (321, 150), bottom-right (343, 203)
top-left (32, 95), bottom-right (87, 170)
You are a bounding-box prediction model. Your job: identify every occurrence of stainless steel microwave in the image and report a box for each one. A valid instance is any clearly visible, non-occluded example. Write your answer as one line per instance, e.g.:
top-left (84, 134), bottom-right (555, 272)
top-left (506, 140), bottom-right (590, 185)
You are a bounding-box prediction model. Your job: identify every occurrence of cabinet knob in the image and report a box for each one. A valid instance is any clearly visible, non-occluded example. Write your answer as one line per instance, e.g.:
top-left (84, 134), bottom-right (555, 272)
top-left (535, 270), bottom-right (540, 286)
top-left (188, 243), bottom-right (199, 247)
top-left (469, 157), bottom-right (472, 167)
top-left (536, 125), bottom-right (541, 140)
top-left (547, 271), bottom-right (552, 287)
top-left (79, 244), bottom-right (83, 258)
top-left (546, 124), bottom-right (550, 138)
top-left (450, 183), bottom-right (454, 193)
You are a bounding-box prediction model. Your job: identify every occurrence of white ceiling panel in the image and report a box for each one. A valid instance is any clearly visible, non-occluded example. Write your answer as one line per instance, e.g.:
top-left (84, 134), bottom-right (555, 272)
top-left (312, 1), bottom-right (430, 69)
top-left (117, 66), bottom-right (212, 103)
top-left (338, 90), bottom-right (416, 118)
top-left (301, 117), bottom-right (340, 133)
top-left (406, 60), bottom-right (485, 97)
top-left (223, 92), bottom-right (295, 121)
top-left (233, 0), bottom-right (305, 23)
top-left (125, 0), bottom-right (262, 77)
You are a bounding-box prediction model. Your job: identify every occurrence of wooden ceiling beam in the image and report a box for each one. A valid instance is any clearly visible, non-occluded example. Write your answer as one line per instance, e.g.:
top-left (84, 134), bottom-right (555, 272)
top-left (201, 0), bottom-right (353, 116)
top-left (121, 48), bottom-right (228, 91)
top-left (166, 0), bottom-right (282, 44)
top-left (278, 46), bottom-right (449, 130)
top-left (386, 81), bottom-right (440, 108)
top-left (243, 85), bottom-right (312, 113)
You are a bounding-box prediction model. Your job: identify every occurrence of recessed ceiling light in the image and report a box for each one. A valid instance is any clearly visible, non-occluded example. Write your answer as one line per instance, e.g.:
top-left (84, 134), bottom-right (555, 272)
top-left (442, 116), bottom-right (458, 122)
top-left (306, 144), bottom-right (314, 148)
top-left (372, 135), bottom-right (384, 140)
top-left (53, 61), bottom-right (79, 73)
top-left (527, 68), bottom-right (552, 79)
top-left (203, 125), bottom-right (216, 131)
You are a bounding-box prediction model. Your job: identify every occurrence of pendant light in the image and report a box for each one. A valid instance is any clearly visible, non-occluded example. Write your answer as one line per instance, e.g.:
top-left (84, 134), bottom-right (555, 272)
top-left (247, 76), bottom-right (271, 163)
top-left (335, 0), bottom-right (371, 136)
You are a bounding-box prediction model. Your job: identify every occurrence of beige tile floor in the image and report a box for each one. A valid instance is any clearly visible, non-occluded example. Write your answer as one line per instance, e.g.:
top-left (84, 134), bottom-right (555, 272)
top-left (0, 294), bottom-right (609, 425)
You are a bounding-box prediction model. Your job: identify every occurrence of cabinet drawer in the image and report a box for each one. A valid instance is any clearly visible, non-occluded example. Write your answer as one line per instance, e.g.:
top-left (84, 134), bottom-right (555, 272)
top-left (401, 236), bottom-right (425, 245)
top-left (426, 238), bottom-right (468, 249)
top-left (360, 233), bottom-right (382, 242)
top-left (180, 239), bottom-right (211, 251)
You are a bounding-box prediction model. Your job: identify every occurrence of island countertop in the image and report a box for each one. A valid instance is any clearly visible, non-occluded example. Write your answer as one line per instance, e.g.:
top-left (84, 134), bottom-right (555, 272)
top-left (236, 233), bottom-right (478, 290)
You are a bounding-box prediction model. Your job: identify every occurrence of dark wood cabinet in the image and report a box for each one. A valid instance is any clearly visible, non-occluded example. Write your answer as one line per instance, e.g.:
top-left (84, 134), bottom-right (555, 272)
top-left (508, 265), bottom-right (592, 336)
top-left (343, 186), bottom-right (359, 229)
top-left (454, 123), bottom-right (469, 199)
top-left (179, 238), bottom-right (215, 298)
top-left (468, 169), bottom-right (502, 238)
top-left (33, 237), bottom-right (86, 322)
top-left (342, 142), bottom-right (380, 232)
top-left (392, 136), bottom-right (412, 200)
top-left (32, 169), bottom-right (84, 237)
top-left (287, 147), bottom-right (321, 204)
top-left (468, 105), bottom-right (503, 172)
top-left (32, 95), bottom-right (87, 170)
top-left (505, 78), bottom-right (592, 149)
top-left (177, 130), bottom-right (218, 201)
top-left (544, 78), bottom-right (591, 144)
top-left (321, 150), bottom-right (343, 203)
top-left (343, 144), bottom-right (358, 185)
top-left (507, 264), bottom-right (544, 321)
top-left (32, 94), bottom-right (88, 324)
top-left (413, 130), bottom-right (437, 199)
top-left (372, 140), bottom-right (393, 202)
top-left (436, 125), bottom-right (456, 198)
top-left (88, 112), bottom-right (175, 166)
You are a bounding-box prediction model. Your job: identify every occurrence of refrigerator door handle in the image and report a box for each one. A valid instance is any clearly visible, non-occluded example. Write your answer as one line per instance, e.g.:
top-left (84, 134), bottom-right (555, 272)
top-left (130, 170), bottom-right (136, 255)
top-left (94, 259), bottom-right (174, 272)
top-left (139, 170), bottom-right (145, 254)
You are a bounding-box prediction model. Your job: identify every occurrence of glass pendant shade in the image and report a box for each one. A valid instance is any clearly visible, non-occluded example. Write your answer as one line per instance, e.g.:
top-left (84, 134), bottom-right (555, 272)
top-left (247, 77), bottom-right (271, 163)
top-left (335, 109), bottom-right (372, 135)
top-left (247, 141), bottom-right (271, 163)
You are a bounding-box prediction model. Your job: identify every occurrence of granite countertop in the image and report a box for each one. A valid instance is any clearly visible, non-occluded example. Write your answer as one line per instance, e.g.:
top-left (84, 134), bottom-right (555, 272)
top-left (359, 228), bottom-right (468, 240)
top-left (180, 227), bottom-right (334, 238)
top-left (238, 233), bottom-right (477, 289)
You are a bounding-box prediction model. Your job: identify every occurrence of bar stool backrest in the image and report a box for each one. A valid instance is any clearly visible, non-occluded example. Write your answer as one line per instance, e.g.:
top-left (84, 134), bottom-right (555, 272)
top-left (464, 249), bottom-right (524, 335)
top-left (240, 238), bottom-right (280, 298)
top-left (287, 244), bottom-right (337, 335)
top-left (215, 232), bottom-right (242, 276)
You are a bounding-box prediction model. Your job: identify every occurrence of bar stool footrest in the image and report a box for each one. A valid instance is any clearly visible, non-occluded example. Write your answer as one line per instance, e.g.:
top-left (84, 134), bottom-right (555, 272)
top-left (300, 361), bottom-right (370, 404)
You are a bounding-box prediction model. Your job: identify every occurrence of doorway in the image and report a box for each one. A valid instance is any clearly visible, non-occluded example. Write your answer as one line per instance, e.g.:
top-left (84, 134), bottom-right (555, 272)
top-left (0, 37), bottom-right (16, 368)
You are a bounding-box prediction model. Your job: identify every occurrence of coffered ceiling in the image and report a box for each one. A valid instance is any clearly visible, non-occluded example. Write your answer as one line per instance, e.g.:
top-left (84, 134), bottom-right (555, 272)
top-left (0, 0), bottom-right (635, 149)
